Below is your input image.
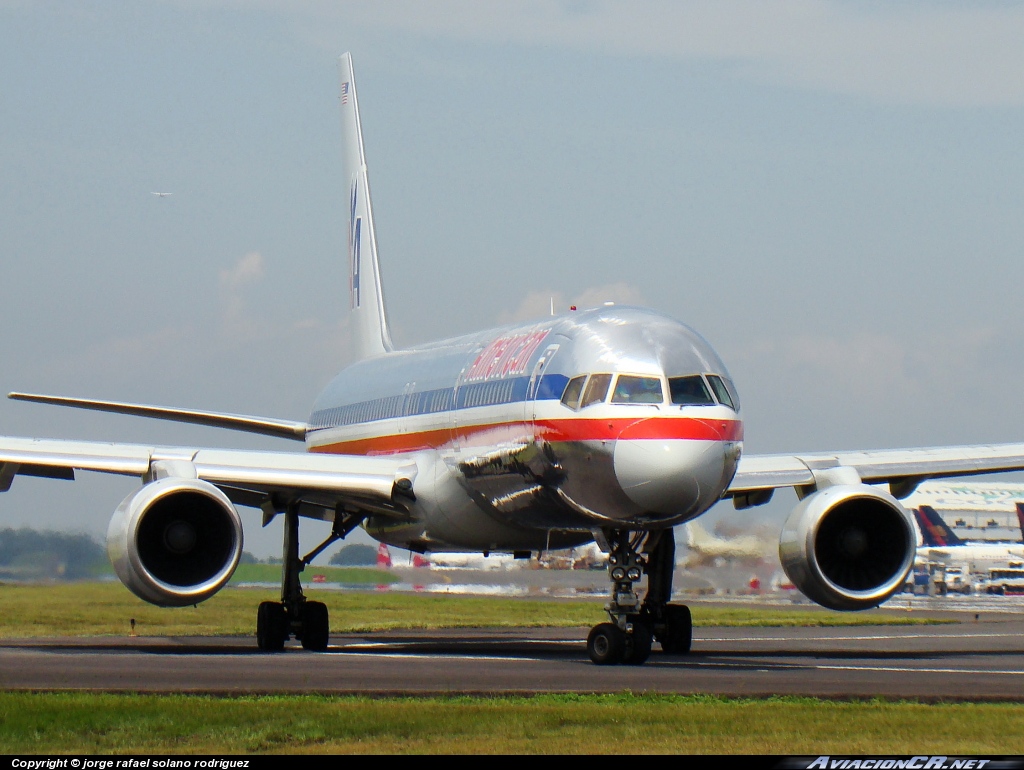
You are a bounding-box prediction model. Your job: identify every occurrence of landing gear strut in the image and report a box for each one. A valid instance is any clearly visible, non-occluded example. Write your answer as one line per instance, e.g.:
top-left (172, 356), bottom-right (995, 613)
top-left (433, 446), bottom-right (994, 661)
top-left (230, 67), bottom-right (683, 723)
top-left (586, 528), bottom-right (691, 665)
top-left (255, 504), bottom-right (363, 652)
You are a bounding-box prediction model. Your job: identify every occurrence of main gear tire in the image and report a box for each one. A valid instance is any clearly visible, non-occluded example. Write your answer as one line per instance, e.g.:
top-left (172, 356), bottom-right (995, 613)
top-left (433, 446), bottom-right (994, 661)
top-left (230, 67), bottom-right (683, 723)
top-left (300, 600), bottom-right (330, 651)
top-left (256, 601), bottom-right (288, 652)
top-left (587, 622), bottom-right (626, 665)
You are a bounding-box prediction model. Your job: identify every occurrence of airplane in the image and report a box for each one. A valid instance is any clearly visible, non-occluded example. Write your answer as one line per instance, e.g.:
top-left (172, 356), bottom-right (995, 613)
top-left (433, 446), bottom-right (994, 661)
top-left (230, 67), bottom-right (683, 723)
top-left (5, 52), bottom-right (1024, 666)
top-left (903, 480), bottom-right (1024, 542)
top-left (681, 521), bottom-right (774, 566)
top-left (425, 552), bottom-right (519, 570)
top-left (565, 542), bottom-right (608, 570)
top-left (913, 504), bottom-right (1024, 570)
top-left (376, 543), bottom-right (392, 569)
top-left (150, 192), bottom-right (173, 197)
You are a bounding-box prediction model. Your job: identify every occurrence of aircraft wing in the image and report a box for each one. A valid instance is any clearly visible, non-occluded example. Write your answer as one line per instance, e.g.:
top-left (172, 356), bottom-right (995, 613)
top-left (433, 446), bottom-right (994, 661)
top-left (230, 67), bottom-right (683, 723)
top-left (728, 443), bottom-right (1024, 505)
top-left (8, 392), bottom-right (308, 441)
top-left (0, 436), bottom-right (417, 520)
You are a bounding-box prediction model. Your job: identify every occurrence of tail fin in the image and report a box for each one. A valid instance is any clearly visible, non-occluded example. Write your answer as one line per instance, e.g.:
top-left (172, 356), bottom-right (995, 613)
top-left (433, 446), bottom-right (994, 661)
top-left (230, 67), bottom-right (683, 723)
top-left (339, 53), bottom-right (393, 360)
top-left (915, 505), bottom-right (964, 547)
top-left (1016, 503), bottom-right (1024, 540)
top-left (912, 508), bottom-right (934, 546)
top-left (412, 553), bottom-right (430, 568)
top-left (682, 522), bottom-right (701, 549)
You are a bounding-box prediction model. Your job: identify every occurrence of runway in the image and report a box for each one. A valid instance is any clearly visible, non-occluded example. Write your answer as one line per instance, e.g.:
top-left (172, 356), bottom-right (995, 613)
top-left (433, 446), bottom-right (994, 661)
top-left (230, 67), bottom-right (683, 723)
top-left (5, 613), bottom-right (1024, 699)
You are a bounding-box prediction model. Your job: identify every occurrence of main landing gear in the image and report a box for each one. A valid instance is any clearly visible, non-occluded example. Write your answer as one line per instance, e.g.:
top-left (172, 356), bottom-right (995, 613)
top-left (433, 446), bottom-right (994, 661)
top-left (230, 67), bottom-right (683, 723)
top-left (586, 528), bottom-right (692, 666)
top-left (255, 504), bottom-right (363, 652)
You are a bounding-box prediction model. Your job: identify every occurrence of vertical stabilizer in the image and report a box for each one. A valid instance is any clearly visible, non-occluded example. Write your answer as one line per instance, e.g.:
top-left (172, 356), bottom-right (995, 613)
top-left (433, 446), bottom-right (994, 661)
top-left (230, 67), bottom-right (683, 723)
top-left (339, 53), bottom-right (393, 360)
top-left (915, 506), bottom-right (964, 547)
top-left (376, 543), bottom-right (392, 569)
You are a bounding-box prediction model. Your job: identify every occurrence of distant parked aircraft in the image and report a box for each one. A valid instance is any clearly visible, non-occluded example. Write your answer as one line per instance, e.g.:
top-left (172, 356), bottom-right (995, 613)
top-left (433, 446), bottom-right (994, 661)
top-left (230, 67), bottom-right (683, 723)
top-left (681, 521), bottom-right (773, 566)
top-left (902, 481), bottom-right (1024, 541)
top-left (427, 551), bottom-right (519, 570)
top-left (376, 543), bottom-right (429, 569)
top-left (914, 504), bottom-right (1024, 570)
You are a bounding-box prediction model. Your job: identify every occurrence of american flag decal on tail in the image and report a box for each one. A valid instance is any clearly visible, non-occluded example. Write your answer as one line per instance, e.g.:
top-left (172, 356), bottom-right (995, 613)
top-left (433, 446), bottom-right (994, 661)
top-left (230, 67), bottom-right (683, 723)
top-left (340, 82), bottom-right (350, 105)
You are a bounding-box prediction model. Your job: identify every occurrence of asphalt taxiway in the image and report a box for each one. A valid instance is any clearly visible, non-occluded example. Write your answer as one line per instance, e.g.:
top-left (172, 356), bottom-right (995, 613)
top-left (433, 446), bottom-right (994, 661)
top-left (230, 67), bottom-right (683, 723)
top-left (4, 610), bottom-right (1024, 699)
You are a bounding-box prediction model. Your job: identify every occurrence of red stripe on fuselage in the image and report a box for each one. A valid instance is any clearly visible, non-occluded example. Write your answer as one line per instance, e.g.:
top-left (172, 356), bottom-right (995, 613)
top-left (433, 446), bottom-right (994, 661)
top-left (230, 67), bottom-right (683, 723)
top-left (539, 417), bottom-right (743, 443)
top-left (309, 417), bottom-right (743, 456)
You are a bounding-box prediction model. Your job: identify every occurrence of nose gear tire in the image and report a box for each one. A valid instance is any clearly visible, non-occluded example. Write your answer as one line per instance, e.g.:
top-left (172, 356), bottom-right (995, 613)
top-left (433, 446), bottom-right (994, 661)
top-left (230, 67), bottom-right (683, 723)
top-left (624, 618), bottom-right (653, 665)
top-left (660, 603), bottom-right (692, 654)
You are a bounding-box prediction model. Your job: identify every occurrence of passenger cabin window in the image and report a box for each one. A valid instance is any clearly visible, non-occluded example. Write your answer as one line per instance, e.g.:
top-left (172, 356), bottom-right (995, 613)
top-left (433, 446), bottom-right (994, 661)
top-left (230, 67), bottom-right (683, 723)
top-left (580, 373), bottom-right (612, 408)
top-left (706, 374), bottom-right (736, 410)
top-left (669, 375), bottom-right (715, 406)
top-left (611, 375), bottom-right (664, 404)
top-left (560, 375), bottom-right (586, 410)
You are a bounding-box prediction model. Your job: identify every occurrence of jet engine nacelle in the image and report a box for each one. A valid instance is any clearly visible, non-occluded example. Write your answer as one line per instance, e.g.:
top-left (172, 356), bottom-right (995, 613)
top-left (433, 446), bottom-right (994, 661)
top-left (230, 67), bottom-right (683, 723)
top-left (779, 484), bottom-right (915, 611)
top-left (106, 477), bottom-right (243, 607)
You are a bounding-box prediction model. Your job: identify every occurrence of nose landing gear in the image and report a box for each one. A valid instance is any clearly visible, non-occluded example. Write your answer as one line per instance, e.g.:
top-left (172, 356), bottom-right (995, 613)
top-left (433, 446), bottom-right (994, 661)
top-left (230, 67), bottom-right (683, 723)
top-left (586, 528), bottom-right (692, 665)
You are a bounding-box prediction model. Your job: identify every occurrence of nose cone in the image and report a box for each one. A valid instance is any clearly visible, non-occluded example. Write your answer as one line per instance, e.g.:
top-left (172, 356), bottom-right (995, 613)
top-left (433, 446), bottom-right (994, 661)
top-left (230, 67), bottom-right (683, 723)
top-left (612, 420), bottom-right (738, 518)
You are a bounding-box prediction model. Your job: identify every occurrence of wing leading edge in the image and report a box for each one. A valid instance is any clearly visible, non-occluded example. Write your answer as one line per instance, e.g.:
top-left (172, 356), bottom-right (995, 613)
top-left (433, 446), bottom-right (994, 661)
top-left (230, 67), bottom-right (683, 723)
top-left (0, 435), bottom-right (416, 521)
top-left (728, 443), bottom-right (1024, 507)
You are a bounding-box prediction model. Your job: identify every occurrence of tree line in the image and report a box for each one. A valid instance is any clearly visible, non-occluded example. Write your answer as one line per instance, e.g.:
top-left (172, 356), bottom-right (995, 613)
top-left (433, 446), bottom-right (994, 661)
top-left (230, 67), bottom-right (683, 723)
top-left (0, 528), bottom-right (108, 581)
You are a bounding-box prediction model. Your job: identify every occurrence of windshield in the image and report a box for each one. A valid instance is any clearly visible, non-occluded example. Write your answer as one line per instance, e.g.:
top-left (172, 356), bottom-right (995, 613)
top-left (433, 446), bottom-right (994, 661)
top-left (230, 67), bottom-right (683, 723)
top-left (611, 375), bottom-right (664, 404)
top-left (669, 375), bottom-right (715, 406)
top-left (706, 374), bottom-right (737, 410)
top-left (580, 373), bottom-right (612, 408)
top-left (560, 375), bottom-right (586, 409)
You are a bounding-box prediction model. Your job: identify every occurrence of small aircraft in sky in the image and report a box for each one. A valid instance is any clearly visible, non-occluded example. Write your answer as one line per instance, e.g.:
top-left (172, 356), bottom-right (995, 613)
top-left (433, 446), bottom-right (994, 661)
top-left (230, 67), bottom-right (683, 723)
top-left (5, 54), bottom-right (1024, 666)
top-left (150, 192), bottom-right (172, 197)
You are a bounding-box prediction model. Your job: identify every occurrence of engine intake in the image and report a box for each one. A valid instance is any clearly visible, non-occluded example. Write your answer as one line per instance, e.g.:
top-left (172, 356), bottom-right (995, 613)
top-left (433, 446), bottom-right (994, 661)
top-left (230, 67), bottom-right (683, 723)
top-left (107, 478), bottom-right (243, 607)
top-left (779, 484), bottom-right (915, 611)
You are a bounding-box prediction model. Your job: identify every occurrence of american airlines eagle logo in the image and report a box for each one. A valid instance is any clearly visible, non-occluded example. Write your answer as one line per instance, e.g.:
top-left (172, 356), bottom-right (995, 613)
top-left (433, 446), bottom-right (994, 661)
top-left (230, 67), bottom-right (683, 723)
top-left (349, 178), bottom-right (362, 309)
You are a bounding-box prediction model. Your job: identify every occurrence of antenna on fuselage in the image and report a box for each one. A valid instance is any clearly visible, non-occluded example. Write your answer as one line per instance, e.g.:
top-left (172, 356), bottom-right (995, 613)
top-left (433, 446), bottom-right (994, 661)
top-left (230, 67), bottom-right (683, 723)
top-left (339, 53), bottom-right (394, 361)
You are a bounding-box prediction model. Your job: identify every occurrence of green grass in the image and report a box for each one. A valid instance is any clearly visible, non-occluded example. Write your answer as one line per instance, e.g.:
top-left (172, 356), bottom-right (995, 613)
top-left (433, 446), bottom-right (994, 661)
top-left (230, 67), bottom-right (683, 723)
top-left (1, 693), bottom-right (1022, 754)
top-left (0, 585), bottom-right (979, 754)
top-left (0, 582), bottom-right (946, 638)
top-left (229, 563), bottom-right (397, 585)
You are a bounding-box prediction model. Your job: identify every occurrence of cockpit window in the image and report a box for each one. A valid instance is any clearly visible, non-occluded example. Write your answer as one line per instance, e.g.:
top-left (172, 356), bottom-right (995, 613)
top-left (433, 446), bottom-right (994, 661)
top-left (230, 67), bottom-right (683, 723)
top-left (669, 375), bottom-right (715, 406)
top-left (722, 377), bottom-right (740, 409)
top-left (580, 373), bottom-right (612, 408)
top-left (560, 375), bottom-right (586, 409)
top-left (611, 375), bottom-right (664, 404)
top-left (706, 374), bottom-right (737, 410)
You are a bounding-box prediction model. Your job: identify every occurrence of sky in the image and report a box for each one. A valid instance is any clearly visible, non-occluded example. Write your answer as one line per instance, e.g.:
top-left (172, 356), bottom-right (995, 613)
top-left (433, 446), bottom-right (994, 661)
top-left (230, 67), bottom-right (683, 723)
top-left (2, 1), bottom-right (1024, 559)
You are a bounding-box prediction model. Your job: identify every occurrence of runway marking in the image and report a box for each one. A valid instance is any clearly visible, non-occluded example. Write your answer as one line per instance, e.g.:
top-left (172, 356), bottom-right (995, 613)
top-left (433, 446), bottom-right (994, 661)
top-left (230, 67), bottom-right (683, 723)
top-left (697, 632), bottom-right (1015, 642)
top-left (0, 646), bottom-right (546, 664)
top-left (686, 660), bottom-right (1024, 676)
top-left (819, 664), bottom-right (1024, 676)
top-left (337, 651), bottom-right (542, 662)
top-left (340, 640), bottom-right (584, 650)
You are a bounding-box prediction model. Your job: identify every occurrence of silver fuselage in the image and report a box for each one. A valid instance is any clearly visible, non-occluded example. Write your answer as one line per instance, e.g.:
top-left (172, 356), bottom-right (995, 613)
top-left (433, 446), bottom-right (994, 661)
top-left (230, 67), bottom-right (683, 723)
top-left (306, 306), bottom-right (743, 552)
